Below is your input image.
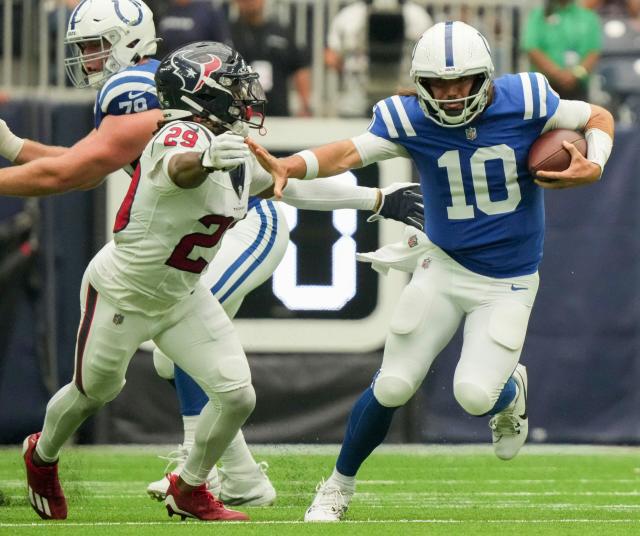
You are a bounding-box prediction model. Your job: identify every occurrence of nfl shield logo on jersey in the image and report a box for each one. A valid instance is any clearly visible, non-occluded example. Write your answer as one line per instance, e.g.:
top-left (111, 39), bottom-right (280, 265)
top-left (465, 127), bottom-right (477, 141)
top-left (407, 234), bottom-right (418, 248)
top-left (112, 313), bottom-right (124, 326)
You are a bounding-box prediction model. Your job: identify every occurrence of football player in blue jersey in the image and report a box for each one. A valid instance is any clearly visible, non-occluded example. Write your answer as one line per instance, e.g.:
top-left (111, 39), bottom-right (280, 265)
top-left (249, 20), bottom-right (615, 521)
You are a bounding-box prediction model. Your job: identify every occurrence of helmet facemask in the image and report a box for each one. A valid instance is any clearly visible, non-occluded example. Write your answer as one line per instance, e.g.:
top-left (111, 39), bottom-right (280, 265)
top-left (64, 30), bottom-right (123, 89)
top-left (414, 69), bottom-right (492, 127)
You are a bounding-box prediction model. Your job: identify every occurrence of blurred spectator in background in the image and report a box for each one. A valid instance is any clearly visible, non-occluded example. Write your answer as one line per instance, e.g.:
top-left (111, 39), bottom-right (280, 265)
top-left (523, 0), bottom-right (602, 100)
top-left (325, 0), bottom-right (431, 117)
top-left (47, 0), bottom-right (82, 86)
top-left (582, 0), bottom-right (640, 19)
top-left (156, 0), bottom-right (232, 59)
top-left (230, 0), bottom-right (311, 116)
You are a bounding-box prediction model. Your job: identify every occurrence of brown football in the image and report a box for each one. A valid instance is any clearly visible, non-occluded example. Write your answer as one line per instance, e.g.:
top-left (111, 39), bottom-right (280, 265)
top-left (528, 129), bottom-right (587, 176)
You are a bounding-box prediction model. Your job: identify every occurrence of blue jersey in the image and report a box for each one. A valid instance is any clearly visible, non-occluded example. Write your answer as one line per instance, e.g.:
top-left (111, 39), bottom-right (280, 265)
top-left (94, 59), bottom-right (161, 129)
top-left (369, 73), bottom-right (560, 278)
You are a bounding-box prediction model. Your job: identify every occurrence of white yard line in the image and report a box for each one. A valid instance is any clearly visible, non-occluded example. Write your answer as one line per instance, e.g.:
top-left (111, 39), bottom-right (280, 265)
top-left (3, 444), bottom-right (640, 456)
top-left (2, 519), bottom-right (640, 528)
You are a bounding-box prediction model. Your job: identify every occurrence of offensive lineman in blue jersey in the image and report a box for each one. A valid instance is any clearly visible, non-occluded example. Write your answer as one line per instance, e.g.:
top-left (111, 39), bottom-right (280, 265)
top-left (250, 21), bottom-right (614, 521)
top-left (0, 0), bottom-right (283, 511)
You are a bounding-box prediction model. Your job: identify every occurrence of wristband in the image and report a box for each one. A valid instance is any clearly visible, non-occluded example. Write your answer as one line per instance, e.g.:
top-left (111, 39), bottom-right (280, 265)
top-left (295, 149), bottom-right (319, 180)
top-left (1, 131), bottom-right (24, 162)
top-left (585, 128), bottom-right (613, 176)
top-left (200, 151), bottom-right (215, 172)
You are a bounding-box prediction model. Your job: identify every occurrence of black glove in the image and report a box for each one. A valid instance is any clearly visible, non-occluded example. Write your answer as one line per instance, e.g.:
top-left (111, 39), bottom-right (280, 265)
top-left (368, 182), bottom-right (424, 231)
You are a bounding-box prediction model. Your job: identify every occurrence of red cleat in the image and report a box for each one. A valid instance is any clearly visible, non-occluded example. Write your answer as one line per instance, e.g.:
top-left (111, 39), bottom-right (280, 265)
top-left (22, 433), bottom-right (67, 520)
top-left (164, 473), bottom-right (249, 521)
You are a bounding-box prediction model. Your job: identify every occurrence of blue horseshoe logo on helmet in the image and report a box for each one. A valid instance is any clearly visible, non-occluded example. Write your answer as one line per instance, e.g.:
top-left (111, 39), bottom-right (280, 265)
top-left (112, 0), bottom-right (143, 26)
top-left (69, 0), bottom-right (90, 30)
top-left (69, 0), bottom-right (143, 30)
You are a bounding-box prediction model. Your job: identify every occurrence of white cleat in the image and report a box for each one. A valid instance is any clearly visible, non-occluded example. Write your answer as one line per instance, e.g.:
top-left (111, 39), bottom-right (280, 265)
top-left (218, 461), bottom-right (276, 506)
top-left (146, 445), bottom-right (221, 501)
top-left (304, 479), bottom-right (353, 522)
top-left (490, 364), bottom-right (528, 461)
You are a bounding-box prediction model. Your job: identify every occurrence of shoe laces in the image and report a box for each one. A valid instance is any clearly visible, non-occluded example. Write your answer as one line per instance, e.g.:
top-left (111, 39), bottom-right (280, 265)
top-left (312, 479), bottom-right (348, 511)
top-left (489, 413), bottom-right (521, 436)
top-left (159, 445), bottom-right (188, 474)
top-left (38, 465), bottom-right (61, 496)
top-left (192, 483), bottom-right (225, 509)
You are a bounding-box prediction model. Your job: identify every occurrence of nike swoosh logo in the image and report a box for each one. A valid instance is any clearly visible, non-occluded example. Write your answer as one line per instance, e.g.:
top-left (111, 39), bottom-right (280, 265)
top-left (518, 370), bottom-right (528, 420)
top-left (128, 91), bottom-right (146, 99)
top-left (511, 284), bottom-right (528, 291)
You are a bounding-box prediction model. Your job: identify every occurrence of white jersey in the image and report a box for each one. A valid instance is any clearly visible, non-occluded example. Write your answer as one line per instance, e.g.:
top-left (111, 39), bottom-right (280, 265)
top-left (87, 120), bottom-right (272, 315)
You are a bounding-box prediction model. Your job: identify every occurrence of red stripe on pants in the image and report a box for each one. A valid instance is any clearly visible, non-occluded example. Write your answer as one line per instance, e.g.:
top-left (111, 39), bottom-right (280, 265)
top-left (75, 284), bottom-right (98, 396)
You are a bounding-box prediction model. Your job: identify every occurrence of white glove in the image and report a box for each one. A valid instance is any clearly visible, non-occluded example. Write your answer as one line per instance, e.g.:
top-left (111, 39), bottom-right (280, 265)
top-left (0, 118), bottom-right (24, 162)
top-left (200, 131), bottom-right (249, 172)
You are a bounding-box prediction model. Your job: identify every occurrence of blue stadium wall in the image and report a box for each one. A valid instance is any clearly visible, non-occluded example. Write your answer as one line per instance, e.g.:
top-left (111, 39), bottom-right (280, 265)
top-left (0, 100), bottom-right (638, 446)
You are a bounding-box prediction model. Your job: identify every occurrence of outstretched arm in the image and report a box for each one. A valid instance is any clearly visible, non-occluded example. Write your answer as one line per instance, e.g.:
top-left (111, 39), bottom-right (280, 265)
top-left (247, 132), bottom-right (406, 199)
top-left (0, 109), bottom-right (162, 196)
top-left (250, 144), bottom-right (423, 229)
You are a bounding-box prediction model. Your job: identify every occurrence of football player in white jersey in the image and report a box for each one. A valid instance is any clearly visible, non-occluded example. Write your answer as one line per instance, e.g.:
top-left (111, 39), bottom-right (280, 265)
top-left (249, 21), bottom-right (615, 521)
top-left (17, 39), bottom-right (423, 521)
top-left (0, 0), bottom-right (420, 509)
top-left (0, 0), bottom-right (279, 508)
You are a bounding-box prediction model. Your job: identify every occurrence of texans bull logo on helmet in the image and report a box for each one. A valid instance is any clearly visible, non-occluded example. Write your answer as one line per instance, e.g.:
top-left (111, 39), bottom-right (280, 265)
top-left (166, 49), bottom-right (223, 94)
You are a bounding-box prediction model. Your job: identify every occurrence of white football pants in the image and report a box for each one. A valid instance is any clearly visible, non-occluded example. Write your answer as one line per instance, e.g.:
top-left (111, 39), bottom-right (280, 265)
top-left (373, 242), bottom-right (539, 416)
top-left (36, 271), bottom-right (255, 484)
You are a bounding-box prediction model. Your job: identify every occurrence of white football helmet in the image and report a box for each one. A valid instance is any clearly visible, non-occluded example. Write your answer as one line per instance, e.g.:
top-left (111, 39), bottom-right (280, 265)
top-left (64, 0), bottom-right (158, 88)
top-left (410, 21), bottom-right (494, 127)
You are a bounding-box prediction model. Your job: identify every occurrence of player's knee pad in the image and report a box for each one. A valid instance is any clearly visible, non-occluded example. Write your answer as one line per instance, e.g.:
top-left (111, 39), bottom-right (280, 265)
top-left (78, 359), bottom-right (126, 404)
top-left (217, 384), bottom-right (256, 420)
top-left (453, 381), bottom-right (493, 416)
top-left (373, 375), bottom-right (415, 407)
top-left (79, 377), bottom-right (124, 405)
top-left (152, 348), bottom-right (175, 380)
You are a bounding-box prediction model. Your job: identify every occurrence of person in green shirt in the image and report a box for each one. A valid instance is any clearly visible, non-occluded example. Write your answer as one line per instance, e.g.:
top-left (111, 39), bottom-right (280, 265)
top-left (523, 0), bottom-right (602, 100)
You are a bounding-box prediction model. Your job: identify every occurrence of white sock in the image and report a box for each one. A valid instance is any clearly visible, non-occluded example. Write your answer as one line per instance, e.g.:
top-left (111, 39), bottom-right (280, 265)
top-left (219, 430), bottom-right (259, 478)
top-left (182, 415), bottom-right (198, 451)
top-left (182, 388), bottom-right (254, 486)
top-left (37, 383), bottom-right (102, 463)
top-left (329, 468), bottom-right (356, 492)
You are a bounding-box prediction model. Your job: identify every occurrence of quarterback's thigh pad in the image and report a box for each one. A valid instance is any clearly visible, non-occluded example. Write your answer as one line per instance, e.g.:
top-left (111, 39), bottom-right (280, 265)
top-left (389, 283), bottom-right (432, 335)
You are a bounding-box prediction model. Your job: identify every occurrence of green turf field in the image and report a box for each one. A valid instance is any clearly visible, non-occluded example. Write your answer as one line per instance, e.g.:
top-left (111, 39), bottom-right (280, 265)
top-left (1, 444), bottom-right (639, 535)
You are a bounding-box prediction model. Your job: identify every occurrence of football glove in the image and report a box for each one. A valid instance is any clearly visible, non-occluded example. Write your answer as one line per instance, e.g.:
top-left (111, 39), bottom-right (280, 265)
top-left (200, 131), bottom-right (249, 172)
top-left (368, 182), bottom-right (424, 231)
